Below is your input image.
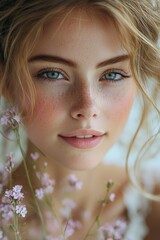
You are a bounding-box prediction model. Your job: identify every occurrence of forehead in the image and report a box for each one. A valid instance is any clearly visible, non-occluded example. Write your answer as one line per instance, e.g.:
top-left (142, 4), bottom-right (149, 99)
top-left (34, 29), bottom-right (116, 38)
top-left (31, 8), bottom-right (126, 60)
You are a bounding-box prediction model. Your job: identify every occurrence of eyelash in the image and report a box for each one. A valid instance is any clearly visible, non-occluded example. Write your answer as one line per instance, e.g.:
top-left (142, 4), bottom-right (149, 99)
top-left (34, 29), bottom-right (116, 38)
top-left (100, 69), bottom-right (130, 82)
top-left (35, 68), bottom-right (68, 81)
top-left (34, 68), bottom-right (130, 82)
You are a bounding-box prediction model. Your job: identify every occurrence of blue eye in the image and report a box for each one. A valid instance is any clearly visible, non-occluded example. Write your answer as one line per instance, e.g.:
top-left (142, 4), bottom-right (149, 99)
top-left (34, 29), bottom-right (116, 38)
top-left (37, 70), bottom-right (66, 80)
top-left (101, 71), bottom-right (129, 81)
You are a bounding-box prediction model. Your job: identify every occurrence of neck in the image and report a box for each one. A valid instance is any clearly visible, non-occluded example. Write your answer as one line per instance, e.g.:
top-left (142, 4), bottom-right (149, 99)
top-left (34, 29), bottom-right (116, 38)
top-left (24, 141), bottom-right (107, 217)
top-left (26, 141), bottom-right (102, 191)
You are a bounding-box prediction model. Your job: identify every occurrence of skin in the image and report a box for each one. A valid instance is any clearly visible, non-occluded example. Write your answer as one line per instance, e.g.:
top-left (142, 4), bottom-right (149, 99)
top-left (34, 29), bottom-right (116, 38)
top-left (24, 8), bottom-right (137, 172)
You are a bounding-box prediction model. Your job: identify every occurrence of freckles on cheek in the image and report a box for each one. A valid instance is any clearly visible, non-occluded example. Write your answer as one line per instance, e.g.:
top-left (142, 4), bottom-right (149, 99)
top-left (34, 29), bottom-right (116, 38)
top-left (25, 95), bottom-right (60, 125)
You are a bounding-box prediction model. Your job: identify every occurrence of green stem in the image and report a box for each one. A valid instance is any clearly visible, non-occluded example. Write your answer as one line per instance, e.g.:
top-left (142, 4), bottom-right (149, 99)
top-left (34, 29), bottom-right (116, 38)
top-left (15, 129), bottom-right (46, 239)
top-left (11, 201), bottom-right (21, 240)
top-left (9, 171), bottom-right (12, 188)
top-left (83, 205), bottom-right (103, 240)
top-left (16, 215), bottom-right (22, 240)
top-left (13, 214), bottom-right (20, 240)
top-left (83, 184), bottom-right (114, 240)
top-left (14, 229), bottom-right (18, 240)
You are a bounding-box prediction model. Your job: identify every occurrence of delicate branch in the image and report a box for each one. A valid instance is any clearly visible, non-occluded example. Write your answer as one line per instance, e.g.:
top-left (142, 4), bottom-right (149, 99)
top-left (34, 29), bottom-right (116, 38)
top-left (83, 180), bottom-right (115, 240)
top-left (15, 129), bottom-right (46, 239)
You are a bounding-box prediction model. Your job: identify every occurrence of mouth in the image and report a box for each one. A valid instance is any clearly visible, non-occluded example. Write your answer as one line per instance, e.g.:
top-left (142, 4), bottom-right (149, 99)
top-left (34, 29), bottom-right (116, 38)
top-left (70, 135), bottom-right (95, 138)
top-left (59, 129), bottom-right (106, 149)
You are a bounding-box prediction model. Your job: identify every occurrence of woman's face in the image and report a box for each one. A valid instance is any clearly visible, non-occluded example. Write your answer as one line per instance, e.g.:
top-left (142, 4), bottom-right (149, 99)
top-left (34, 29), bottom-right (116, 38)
top-left (24, 9), bottom-right (137, 170)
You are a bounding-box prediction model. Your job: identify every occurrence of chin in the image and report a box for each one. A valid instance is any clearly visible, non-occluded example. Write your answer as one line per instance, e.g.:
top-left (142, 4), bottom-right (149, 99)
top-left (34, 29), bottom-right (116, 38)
top-left (58, 157), bottom-right (102, 171)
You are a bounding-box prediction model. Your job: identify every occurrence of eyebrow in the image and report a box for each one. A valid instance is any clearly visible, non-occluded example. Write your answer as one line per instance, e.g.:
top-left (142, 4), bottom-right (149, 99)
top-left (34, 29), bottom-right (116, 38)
top-left (28, 54), bottom-right (129, 68)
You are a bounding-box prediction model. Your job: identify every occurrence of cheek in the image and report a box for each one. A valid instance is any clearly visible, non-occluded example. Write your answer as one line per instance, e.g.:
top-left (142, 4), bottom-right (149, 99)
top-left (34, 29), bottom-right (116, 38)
top-left (23, 93), bottom-right (62, 128)
top-left (106, 86), bottom-right (136, 127)
top-left (113, 94), bottom-right (133, 118)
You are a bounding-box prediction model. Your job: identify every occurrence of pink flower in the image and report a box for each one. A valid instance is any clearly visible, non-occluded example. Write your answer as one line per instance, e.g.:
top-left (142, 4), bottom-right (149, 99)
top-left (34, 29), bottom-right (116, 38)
top-left (60, 199), bottom-right (77, 219)
top-left (67, 219), bottom-right (81, 230)
top-left (15, 205), bottom-right (27, 218)
top-left (35, 172), bottom-right (55, 199)
top-left (109, 193), bottom-right (116, 202)
top-left (5, 152), bottom-right (15, 172)
top-left (62, 220), bottom-right (81, 239)
top-left (1, 185), bottom-right (27, 222)
top-left (109, 179), bottom-right (113, 184)
top-left (63, 224), bottom-right (74, 238)
top-left (0, 115), bottom-right (9, 126)
top-left (62, 198), bottom-right (76, 209)
top-left (30, 152), bottom-right (40, 161)
top-left (12, 185), bottom-right (24, 201)
top-left (64, 227), bottom-right (74, 238)
top-left (0, 107), bottom-right (20, 129)
top-left (67, 174), bottom-right (83, 191)
top-left (41, 173), bottom-right (55, 187)
top-left (0, 204), bottom-right (14, 222)
top-left (3, 190), bottom-right (12, 203)
top-left (98, 219), bottom-right (128, 240)
top-left (35, 188), bottom-right (44, 200)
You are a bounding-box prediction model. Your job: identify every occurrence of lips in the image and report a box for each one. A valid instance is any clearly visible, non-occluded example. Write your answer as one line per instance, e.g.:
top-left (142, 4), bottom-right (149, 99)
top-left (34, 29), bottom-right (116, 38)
top-left (59, 129), bottom-right (105, 149)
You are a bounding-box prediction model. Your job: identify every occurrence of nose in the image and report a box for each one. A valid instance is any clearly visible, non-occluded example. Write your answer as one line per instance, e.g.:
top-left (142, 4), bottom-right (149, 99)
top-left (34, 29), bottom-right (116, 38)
top-left (70, 85), bottom-right (100, 120)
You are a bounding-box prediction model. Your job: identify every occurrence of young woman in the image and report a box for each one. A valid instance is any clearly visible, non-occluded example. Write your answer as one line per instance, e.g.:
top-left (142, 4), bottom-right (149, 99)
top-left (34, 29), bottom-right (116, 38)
top-left (0, 1), bottom-right (159, 239)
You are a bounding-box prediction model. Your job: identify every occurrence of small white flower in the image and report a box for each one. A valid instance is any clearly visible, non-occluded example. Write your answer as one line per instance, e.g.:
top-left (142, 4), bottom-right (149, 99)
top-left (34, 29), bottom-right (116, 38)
top-left (44, 162), bottom-right (48, 167)
top-left (109, 193), bottom-right (116, 202)
top-left (67, 174), bottom-right (83, 191)
top-left (35, 188), bottom-right (44, 200)
top-left (15, 205), bottom-right (27, 218)
top-left (30, 152), bottom-right (40, 161)
top-left (62, 198), bottom-right (76, 209)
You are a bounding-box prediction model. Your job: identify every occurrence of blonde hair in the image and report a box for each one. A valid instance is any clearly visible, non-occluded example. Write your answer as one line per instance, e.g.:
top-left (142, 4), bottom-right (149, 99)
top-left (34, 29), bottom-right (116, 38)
top-left (0, 0), bottom-right (160, 198)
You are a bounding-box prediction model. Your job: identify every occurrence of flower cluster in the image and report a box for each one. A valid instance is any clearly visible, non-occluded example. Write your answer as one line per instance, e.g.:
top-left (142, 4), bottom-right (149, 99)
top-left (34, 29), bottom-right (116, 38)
top-left (0, 184), bottom-right (27, 240)
top-left (0, 152), bottom-right (16, 193)
top-left (5, 152), bottom-right (15, 173)
top-left (0, 107), bottom-right (20, 129)
top-left (34, 170), bottom-right (84, 239)
top-left (66, 174), bottom-right (83, 192)
top-left (46, 219), bottom-right (82, 240)
top-left (1, 185), bottom-right (27, 221)
top-left (0, 107), bottom-right (21, 139)
top-left (35, 172), bottom-right (56, 200)
top-left (0, 107), bottom-right (21, 132)
top-left (98, 219), bottom-right (129, 240)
